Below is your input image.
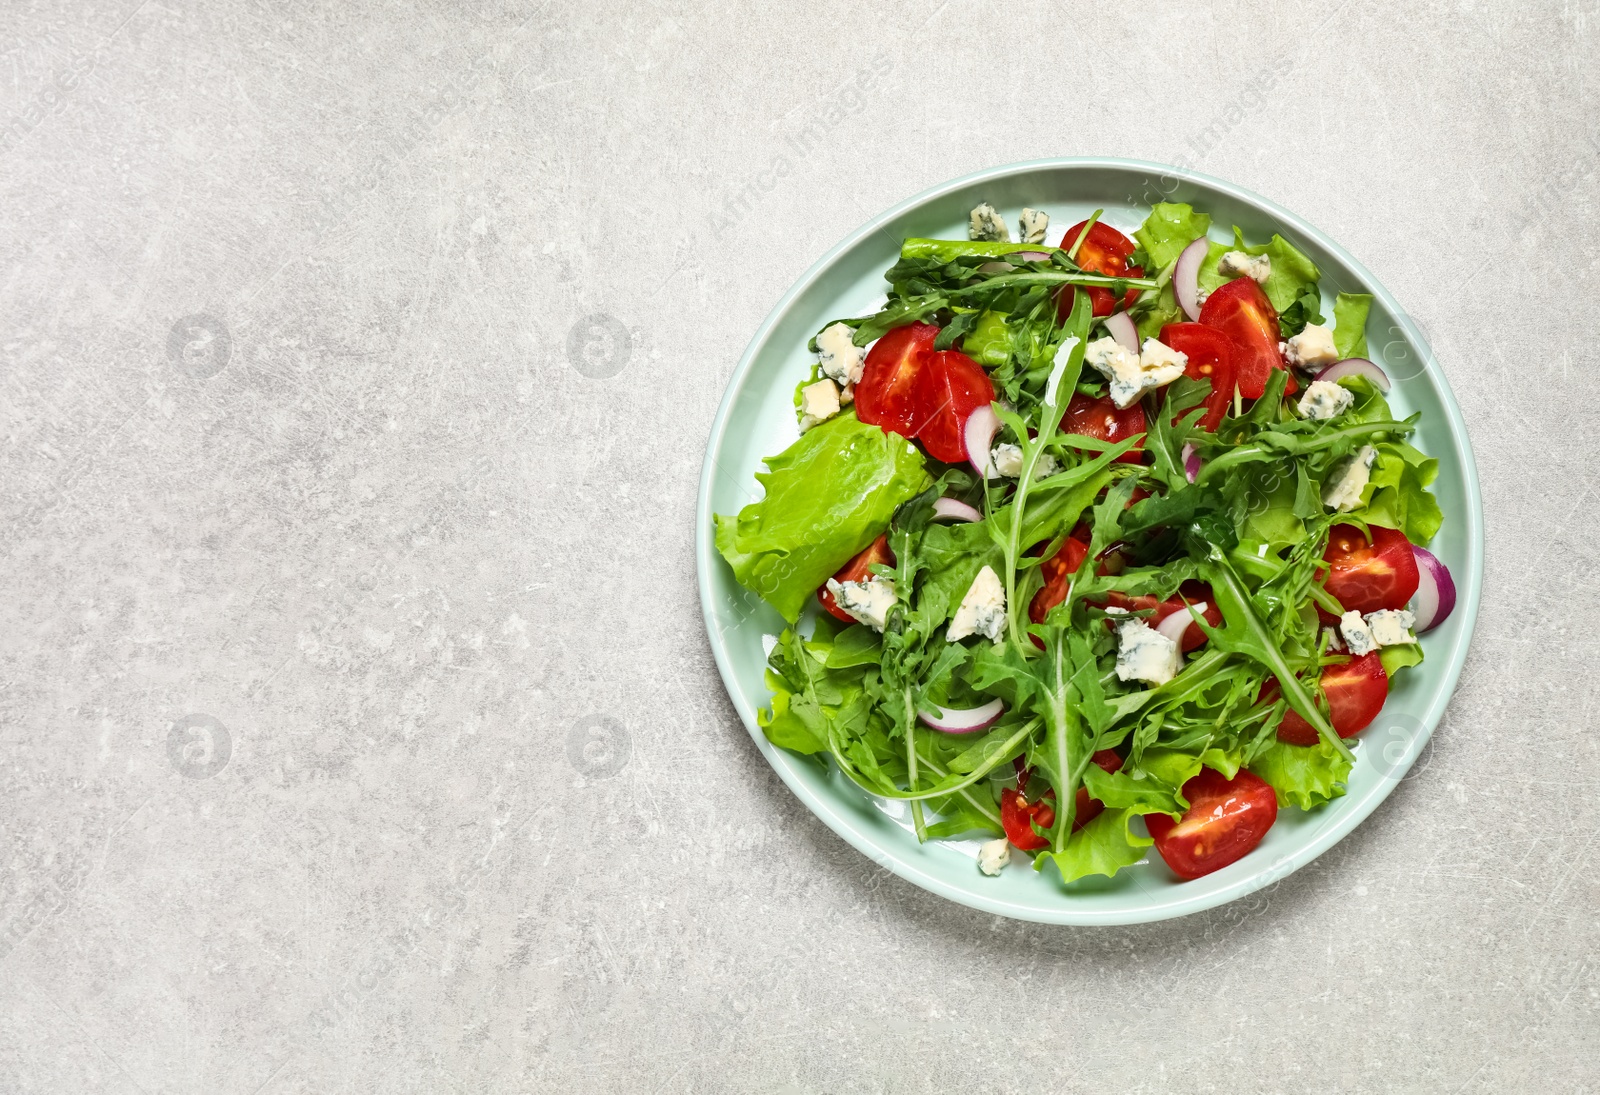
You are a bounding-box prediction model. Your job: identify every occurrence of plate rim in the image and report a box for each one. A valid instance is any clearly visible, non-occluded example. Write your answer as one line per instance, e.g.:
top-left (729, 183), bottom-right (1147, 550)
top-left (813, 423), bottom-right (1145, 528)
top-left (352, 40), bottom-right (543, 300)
top-left (694, 156), bottom-right (1485, 925)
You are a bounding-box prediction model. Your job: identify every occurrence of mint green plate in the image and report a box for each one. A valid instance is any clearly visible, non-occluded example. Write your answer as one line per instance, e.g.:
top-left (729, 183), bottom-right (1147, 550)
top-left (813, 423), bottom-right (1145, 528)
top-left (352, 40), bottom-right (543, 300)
top-left (695, 158), bottom-right (1482, 925)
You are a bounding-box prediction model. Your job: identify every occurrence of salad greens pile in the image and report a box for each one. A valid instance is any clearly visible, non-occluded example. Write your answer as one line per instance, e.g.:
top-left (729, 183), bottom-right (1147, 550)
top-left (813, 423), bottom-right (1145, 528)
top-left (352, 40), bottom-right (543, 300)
top-left (714, 201), bottom-right (1442, 887)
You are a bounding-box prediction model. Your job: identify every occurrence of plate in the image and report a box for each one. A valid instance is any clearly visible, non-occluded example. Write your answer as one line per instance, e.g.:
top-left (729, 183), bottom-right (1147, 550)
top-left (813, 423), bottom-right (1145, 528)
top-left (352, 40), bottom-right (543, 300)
top-left (694, 158), bottom-right (1482, 925)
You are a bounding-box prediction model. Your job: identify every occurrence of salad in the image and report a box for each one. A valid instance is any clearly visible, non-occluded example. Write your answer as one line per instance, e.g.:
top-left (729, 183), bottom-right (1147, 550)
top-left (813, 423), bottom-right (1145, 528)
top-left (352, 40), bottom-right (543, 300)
top-left (714, 199), bottom-right (1456, 886)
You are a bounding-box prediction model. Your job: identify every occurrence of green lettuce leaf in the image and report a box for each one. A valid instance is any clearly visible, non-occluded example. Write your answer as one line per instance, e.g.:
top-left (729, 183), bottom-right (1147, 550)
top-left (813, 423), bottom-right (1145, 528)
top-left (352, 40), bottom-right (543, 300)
top-left (1248, 738), bottom-right (1351, 810)
top-left (1036, 806), bottom-right (1153, 885)
top-left (1379, 642), bottom-right (1423, 677)
top-left (714, 413), bottom-right (932, 621)
top-left (1337, 376), bottom-right (1443, 544)
top-left (1196, 228), bottom-right (1321, 314)
top-left (1134, 202), bottom-right (1213, 271)
top-left (1332, 292), bottom-right (1373, 358)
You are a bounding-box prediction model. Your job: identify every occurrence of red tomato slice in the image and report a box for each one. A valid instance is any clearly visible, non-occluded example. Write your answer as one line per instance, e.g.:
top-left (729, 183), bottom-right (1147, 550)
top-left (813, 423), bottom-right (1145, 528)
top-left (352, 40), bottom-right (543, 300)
top-left (1197, 278), bottom-right (1293, 399)
top-left (1005, 750), bottom-right (1122, 848)
top-left (855, 323), bottom-right (940, 438)
top-left (909, 349), bottom-right (995, 464)
top-left (1027, 535), bottom-right (1091, 638)
top-left (1159, 322), bottom-right (1238, 430)
top-left (1274, 653), bottom-right (1390, 745)
top-left (1322, 524), bottom-right (1420, 616)
top-left (1061, 392), bottom-right (1145, 464)
top-left (1057, 221), bottom-right (1143, 317)
top-left (1145, 767), bottom-right (1278, 880)
top-left (1000, 786), bottom-right (1055, 850)
top-left (817, 533), bottom-right (894, 624)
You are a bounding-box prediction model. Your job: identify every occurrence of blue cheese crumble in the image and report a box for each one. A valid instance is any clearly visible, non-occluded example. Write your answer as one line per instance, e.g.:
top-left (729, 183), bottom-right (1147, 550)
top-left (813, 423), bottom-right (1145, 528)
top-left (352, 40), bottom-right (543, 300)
top-left (948, 565), bottom-right (1006, 643)
top-left (968, 202), bottom-right (1010, 242)
top-left (826, 576), bottom-right (896, 631)
top-left (816, 322), bottom-right (865, 386)
top-left (1018, 208), bottom-right (1049, 245)
top-left (1085, 336), bottom-right (1189, 409)
top-left (1114, 618), bottom-right (1181, 686)
top-left (990, 443), bottom-right (1059, 480)
top-left (1339, 610), bottom-right (1378, 656)
top-left (1365, 609), bottom-right (1416, 646)
top-left (1297, 379), bottom-right (1354, 420)
top-left (1218, 250), bottom-right (1272, 283)
top-left (1322, 445), bottom-right (1377, 512)
top-left (977, 837), bottom-right (1011, 876)
top-left (1282, 323), bottom-right (1340, 369)
top-left (798, 378), bottom-right (841, 431)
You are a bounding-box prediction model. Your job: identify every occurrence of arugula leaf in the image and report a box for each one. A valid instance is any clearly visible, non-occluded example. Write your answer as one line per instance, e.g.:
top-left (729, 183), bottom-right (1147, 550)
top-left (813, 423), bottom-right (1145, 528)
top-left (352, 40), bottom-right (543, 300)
top-left (715, 413), bottom-right (932, 622)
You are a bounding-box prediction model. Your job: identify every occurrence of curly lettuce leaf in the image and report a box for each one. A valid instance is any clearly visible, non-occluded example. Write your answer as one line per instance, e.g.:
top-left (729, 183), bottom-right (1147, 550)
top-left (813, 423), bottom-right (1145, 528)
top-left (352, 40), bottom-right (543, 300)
top-left (1248, 738), bottom-right (1351, 810)
top-left (1338, 376), bottom-right (1443, 544)
top-left (1197, 228), bottom-right (1322, 314)
top-left (1036, 806), bottom-right (1153, 885)
top-left (1134, 202), bottom-right (1213, 270)
top-left (1332, 292), bottom-right (1373, 359)
top-left (715, 413), bottom-right (932, 622)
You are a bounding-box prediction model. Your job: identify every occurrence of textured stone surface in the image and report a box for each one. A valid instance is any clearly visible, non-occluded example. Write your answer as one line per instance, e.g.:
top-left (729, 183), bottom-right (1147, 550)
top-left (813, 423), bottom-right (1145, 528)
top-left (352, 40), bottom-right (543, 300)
top-left (1, 1), bottom-right (1595, 1091)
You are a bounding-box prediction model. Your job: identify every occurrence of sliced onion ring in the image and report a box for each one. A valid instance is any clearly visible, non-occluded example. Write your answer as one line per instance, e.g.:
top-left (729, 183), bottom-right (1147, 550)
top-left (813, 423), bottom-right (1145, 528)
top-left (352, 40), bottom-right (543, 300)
top-left (919, 698), bottom-right (1005, 734)
top-left (1102, 310), bottom-right (1140, 354)
top-left (1411, 546), bottom-right (1456, 632)
top-left (1174, 237), bottom-right (1209, 321)
top-left (1011, 250), bottom-right (1053, 262)
top-left (964, 403), bottom-right (1002, 479)
top-left (933, 497), bottom-right (982, 523)
top-left (1181, 442), bottom-right (1202, 484)
top-left (1316, 357), bottom-right (1391, 393)
top-left (1156, 602), bottom-right (1209, 647)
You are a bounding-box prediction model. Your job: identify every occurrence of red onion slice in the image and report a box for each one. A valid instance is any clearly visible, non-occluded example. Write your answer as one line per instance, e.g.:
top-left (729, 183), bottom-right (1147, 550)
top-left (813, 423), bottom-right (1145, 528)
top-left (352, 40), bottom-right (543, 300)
top-left (1174, 237), bottom-right (1209, 320)
top-left (964, 403), bottom-right (1002, 479)
top-left (1156, 602), bottom-right (1209, 647)
top-left (919, 698), bottom-right (1005, 734)
top-left (932, 497), bottom-right (982, 523)
top-left (1103, 311), bottom-right (1140, 353)
top-left (1181, 442), bottom-right (1201, 483)
top-left (1316, 357), bottom-right (1391, 393)
top-left (1012, 250), bottom-right (1053, 262)
top-left (1411, 546), bottom-right (1456, 632)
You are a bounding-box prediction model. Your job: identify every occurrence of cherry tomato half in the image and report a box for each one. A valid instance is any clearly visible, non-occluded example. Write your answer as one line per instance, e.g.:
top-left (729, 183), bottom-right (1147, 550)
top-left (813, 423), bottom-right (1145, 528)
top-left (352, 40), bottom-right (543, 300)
top-left (1056, 220), bottom-right (1144, 317)
top-left (1198, 278), bottom-right (1293, 399)
top-left (1159, 322), bottom-right (1238, 431)
top-left (909, 349), bottom-right (996, 464)
top-left (1273, 653), bottom-right (1390, 746)
top-left (1028, 536), bottom-right (1091, 631)
top-left (1322, 524), bottom-right (1420, 616)
top-left (817, 533), bottom-right (894, 624)
top-left (1061, 392), bottom-right (1146, 464)
top-left (1145, 767), bottom-right (1278, 880)
top-left (1005, 750), bottom-right (1123, 849)
top-left (855, 323), bottom-right (940, 438)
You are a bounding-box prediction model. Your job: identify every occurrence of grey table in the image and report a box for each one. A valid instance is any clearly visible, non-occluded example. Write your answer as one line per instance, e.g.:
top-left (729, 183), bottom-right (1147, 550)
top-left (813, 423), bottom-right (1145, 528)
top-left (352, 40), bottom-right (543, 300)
top-left (2, 2), bottom-right (1593, 1091)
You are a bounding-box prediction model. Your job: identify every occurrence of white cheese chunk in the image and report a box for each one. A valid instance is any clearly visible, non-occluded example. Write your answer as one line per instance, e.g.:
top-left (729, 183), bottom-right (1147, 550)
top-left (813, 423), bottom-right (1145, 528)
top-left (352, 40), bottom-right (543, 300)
top-left (968, 202), bottom-right (1010, 242)
top-left (1218, 249), bottom-right (1272, 283)
top-left (948, 565), bottom-right (1007, 643)
top-left (1282, 323), bottom-right (1340, 369)
top-left (1018, 208), bottom-right (1049, 245)
top-left (1114, 618), bottom-right (1182, 687)
top-left (816, 322), bottom-right (865, 386)
top-left (1086, 335), bottom-right (1188, 409)
top-left (1365, 609), bottom-right (1416, 647)
top-left (977, 837), bottom-right (1012, 876)
top-left (1322, 444), bottom-right (1377, 512)
top-left (798, 378), bottom-right (841, 432)
top-left (1297, 379), bottom-right (1354, 420)
top-left (1339, 610), bottom-right (1377, 656)
top-left (990, 443), bottom-right (1058, 479)
top-left (826, 576), bottom-right (896, 631)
